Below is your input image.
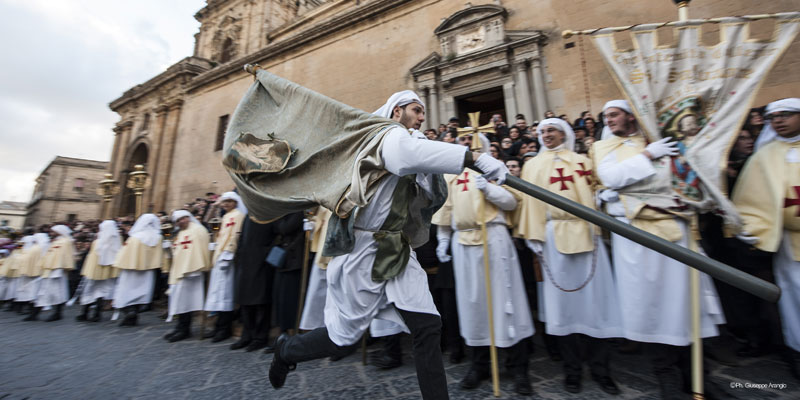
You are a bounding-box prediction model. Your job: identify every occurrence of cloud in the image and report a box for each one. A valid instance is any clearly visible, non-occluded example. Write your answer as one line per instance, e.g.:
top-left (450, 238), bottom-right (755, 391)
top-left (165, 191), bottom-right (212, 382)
top-left (0, 0), bottom-right (204, 202)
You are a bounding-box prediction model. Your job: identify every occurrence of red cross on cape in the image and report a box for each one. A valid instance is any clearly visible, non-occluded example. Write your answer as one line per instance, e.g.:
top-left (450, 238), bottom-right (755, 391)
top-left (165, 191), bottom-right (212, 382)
top-left (179, 236), bottom-right (192, 249)
top-left (575, 163), bottom-right (592, 184)
top-left (457, 172), bottom-right (471, 192)
top-left (550, 168), bottom-right (574, 191)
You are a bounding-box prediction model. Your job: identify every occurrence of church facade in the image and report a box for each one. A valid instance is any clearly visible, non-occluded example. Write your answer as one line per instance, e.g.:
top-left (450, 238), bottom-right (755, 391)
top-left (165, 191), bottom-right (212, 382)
top-left (106, 0), bottom-right (800, 216)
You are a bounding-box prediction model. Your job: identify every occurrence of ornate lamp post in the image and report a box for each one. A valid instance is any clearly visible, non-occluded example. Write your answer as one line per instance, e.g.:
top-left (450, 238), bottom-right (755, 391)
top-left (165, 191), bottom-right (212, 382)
top-left (96, 173), bottom-right (120, 219)
top-left (126, 165), bottom-right (150, 218)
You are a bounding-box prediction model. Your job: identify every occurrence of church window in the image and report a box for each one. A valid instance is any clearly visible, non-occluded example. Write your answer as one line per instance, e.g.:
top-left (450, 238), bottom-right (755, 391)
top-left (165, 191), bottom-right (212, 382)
top-left (220, 38), bottom-right (234, 63)
top-left (73, 178), bottom-right (85, 192)
top-left (215, 114), bottom-right (230, 151)
top-left (141, 113), bottom-right (151, 132)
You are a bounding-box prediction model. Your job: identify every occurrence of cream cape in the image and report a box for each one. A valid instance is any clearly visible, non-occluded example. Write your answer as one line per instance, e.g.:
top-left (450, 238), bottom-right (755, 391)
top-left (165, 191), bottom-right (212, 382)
top-left (591, 133), bottom-right (708, 241)
top-left (432, 169), bottom-right (516, 245)
top-left (81, 241), bottom-right (120, 280)
top-left (39, 237), bottom-right (75, 277)
top-left (223, 68), bottom-right (402, 222)
top-left (17, 245), bottom-right (44, 277)
top-left (516, 149), bottom-right (595, 253)
top-left (169, 222), bottom-right (211, 285)
top-left (212, 208), bottom-right (244, 263)
top-left (114, 236), bottom-right (162, 271)
top-left (733, 140), bottom-right (800, 260)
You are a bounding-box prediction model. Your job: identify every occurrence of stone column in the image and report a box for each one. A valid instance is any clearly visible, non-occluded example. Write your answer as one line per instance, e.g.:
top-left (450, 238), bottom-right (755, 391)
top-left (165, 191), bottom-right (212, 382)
top-left (531, 58), bottom-right (549, 121)
top-left (428, 86), bottom-right (439, 130)
top-left (109, 125), bottom-right (124, 177)
top-left (502, 82), bottom-right (518, 120)
top-left (154, 100), bottom-right (184, 212)
top-left (514, 61), bottom-right (535, 122)
top-left (110, 121), bottom-right (133, 217)
top-left (443, 95), bottom-right (456, 124)
top-left (146, 106), bottom-right (169, 209)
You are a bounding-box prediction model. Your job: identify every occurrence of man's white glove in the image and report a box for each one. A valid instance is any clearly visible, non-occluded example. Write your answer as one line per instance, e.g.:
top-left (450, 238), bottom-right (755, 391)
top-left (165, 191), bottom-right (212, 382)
top-left (736, 231), bottom-right (760, 245)
top-left (303, 219), bottom-right (315, 232)
top-left (436, 240), bottom-right (451, 263)
top-left (474, 175), bottom-right (488, 192)
top-left (598, 189), bottom-right (620, 203)
top-left (474, 153), bottom-right (509, 184)
top-left (162, 240), bottom-right (172, 249)
top-left (645, 137), bottom-right (680, 159)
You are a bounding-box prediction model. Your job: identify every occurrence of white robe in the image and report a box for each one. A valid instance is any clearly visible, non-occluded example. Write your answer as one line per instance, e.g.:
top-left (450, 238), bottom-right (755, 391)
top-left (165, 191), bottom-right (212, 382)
top-left (16, 276), bottom-right (40, 302)
top-left (1, 277), bottom-right (18, 300)
top-left (204, 254), bottom-right (235, 312)
top-left (113, 269), bottom-right (155, 308)
top-left (168, 273), bottom-right (205, 320)
top-left (80, 278), bottom-right (116, 305)
top-left (534, 221), bottom-right (623, 338)
top-left (323, 127), bottom-right (466, 347)
top-left (299, 262), bottom-right (327, 330)
top-left (35, 269), bottom-right (69, 307)
top-left (451, 216), bottom-right (535, 347)
top-left (0, 277), bottom-right (10, 300)
top-left (775, 232), bottom-right (800, 352)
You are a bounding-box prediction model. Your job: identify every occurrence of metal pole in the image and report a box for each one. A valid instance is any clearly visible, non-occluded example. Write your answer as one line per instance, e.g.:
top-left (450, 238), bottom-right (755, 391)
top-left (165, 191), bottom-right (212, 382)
top-left (502, 175), bottom-right (780, 302)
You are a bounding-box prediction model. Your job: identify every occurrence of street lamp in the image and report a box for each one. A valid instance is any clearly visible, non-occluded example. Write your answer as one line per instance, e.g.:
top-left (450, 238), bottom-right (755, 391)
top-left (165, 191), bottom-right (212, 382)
top-left (96, 173), bottom-right (120, 219)
top-left (126, 165), bottom-right (150, 218)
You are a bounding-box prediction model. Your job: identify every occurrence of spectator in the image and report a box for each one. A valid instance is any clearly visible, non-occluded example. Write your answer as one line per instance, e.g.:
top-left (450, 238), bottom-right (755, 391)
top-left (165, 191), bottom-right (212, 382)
top-left (544, 110), bottom-right (556, 119)
top-left (514, 114), bottom-right (530, 135)
top-left (489, 143), bottom-right (504, 160)
top-left (743, 107), bottom-right (766, 139)
top-left (573, 126), bottom-right (589, 154)
top-left (438, 124), bottom-right (448, 136)
top-left (505, 157), bottom-right (522, 177)
top-left (448, 117), bottom-right (460, 129)
top-left (584, 117), bottom-right (598, 139)
top-left (500, 137), bottom-right (513, 152)
top-left (443, 128), bottom-right (457, 144)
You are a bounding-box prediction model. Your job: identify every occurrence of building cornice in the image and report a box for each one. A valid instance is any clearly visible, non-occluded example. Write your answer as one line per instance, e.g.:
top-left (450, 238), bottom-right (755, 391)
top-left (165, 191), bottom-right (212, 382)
top-left (109, 57), bottom-right (214, 111)
top-left (188, 0), bottom-right (413, 91)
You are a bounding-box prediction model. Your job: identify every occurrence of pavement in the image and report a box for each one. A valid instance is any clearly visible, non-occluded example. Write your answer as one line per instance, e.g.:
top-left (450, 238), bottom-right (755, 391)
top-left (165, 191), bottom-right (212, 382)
top-left (0, 305), bottom-right (798, 399)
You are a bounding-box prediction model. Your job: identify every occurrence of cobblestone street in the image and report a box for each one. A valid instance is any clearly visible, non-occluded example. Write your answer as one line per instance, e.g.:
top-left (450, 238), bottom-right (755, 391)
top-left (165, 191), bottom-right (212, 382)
top-left (0, 306), bottom-right (797, 399)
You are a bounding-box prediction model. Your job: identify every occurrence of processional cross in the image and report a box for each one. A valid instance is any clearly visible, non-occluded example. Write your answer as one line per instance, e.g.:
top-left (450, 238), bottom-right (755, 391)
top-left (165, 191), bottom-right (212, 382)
top-left (456, 112), bottom-right (496, 152)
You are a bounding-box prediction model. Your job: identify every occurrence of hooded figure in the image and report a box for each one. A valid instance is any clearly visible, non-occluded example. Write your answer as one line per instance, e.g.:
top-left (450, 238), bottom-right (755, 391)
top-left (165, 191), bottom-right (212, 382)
top-left (15, 234), bottom-right (44, 313)
top-left (732, 98), bottom-right (800, 377)
top-left (113, 213), bottom-right (163, 327)
top-left (517, 118), bottom-right (623, 394)
top-left (32, 225), bottom-right (75, 322)
top-left (77, 220), bottom-right (122, 322)
top-left (203, 192), bottom-right (246, 342)
top-left (164, 209), bottom-right (211, 343)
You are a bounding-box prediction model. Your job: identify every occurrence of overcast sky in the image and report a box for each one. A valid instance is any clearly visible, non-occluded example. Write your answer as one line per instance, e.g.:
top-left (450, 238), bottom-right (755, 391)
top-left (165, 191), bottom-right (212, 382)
top-left (0, 0), bottom-right (206, 203)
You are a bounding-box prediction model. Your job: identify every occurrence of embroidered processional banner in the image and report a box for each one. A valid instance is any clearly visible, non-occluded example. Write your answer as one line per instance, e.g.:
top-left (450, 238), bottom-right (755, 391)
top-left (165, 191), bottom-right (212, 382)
top-left (591, 12), bottom-right (800, 230)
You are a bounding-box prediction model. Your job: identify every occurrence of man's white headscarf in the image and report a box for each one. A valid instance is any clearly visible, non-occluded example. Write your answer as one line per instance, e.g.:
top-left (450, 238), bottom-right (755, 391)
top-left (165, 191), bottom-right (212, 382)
top-left (601, 100), bottom-right (634, 140)
top-left (754, 98), bottom-right (800, 151)
top-left (51, 225), bottom-right (73, 240)
top-left (20, 235), bottom-right (35, 250)
top-left (536, 118), bottom-right (576, 151)
top-left (33, 232), bottom-right (50, 255)
top-left (373, 90), bottom-right (425, 119)
top-left (172, 209), bottom-right (201, 227)
top-left (219, 191), bottom-right (248, 215)
top-left (96, 220), bottom-right (122, 266)
top-left (129, 213), bottom-right (162, 247)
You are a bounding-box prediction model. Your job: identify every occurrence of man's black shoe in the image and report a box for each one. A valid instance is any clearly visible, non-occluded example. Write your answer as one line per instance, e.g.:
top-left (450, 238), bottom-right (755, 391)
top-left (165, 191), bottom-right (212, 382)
top-left (164, 330), bottom-right (179, 340)
top-left (564, 374), bottom-right (582, 393)
top-left (168, 330), bottom-right (192, 343)
top-left (203, 330), bottom-right (217, 339)
top-left (514, 372), bottom-right (533, 396)
top-left (268, 333), bottom-right (296, 389)
top-left (212, 330), bottom-right (231, 343)
top-left (230, 339), bottom-right (251, 350)
top-left (44, 312), bottom-right (62, 322)
top-left (592, 374), bottom-right (620, 395)
top-left (459, 368), bottom-right (490, 389)
top-left (245, 340), bottom-right (269, 352)
top-left (372, 353), bottom-right (402, 370)
top-left (263, 343), bottom-right (276, 354)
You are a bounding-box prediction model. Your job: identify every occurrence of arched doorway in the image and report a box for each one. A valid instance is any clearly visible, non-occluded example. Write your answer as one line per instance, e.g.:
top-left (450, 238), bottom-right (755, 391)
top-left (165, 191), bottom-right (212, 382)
top-left (119, 143), bottom-right (149, 217)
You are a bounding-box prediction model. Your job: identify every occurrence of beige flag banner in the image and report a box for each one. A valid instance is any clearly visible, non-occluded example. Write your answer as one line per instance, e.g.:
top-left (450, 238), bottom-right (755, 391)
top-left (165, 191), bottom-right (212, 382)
top-left (591, 12), bottom-right (800, 230)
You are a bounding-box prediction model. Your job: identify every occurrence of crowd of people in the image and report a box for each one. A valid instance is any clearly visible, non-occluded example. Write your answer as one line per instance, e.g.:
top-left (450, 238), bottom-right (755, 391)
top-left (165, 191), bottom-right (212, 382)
top-left (0, 93), bottom-right (798, 400)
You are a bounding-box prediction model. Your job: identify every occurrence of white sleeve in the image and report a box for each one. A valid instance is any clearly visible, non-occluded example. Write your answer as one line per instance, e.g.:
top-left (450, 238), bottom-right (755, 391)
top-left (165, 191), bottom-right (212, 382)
top-left (597, 151), bottom-right (656, 190)
top-left (381, 127), bottom-right (467, 176)
top-left (482, 184), bottom-right (517, 211)
top-left (436, 225), bottom-right (453, 243)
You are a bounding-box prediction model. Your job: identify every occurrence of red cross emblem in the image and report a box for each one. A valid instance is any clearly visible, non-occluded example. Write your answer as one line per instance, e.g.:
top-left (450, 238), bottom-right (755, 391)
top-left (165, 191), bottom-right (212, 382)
top-left (550, 168), bottom-right (574, 191)
top-left (179, 235), bottom-right (192, 249)
top-left (785, 186), bottom-right (800, 217)
top-left (456, 172), bottom-right (470, 192)
top-left (575, 163), bottom-right (592, 184)
top-left (225, 218), bottom-right (236, 228)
